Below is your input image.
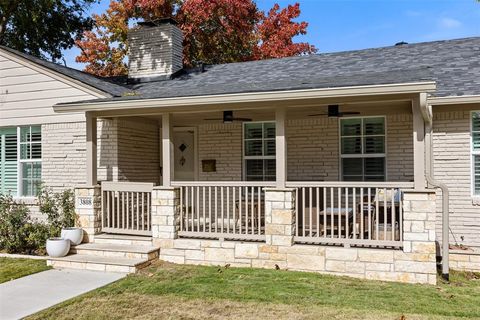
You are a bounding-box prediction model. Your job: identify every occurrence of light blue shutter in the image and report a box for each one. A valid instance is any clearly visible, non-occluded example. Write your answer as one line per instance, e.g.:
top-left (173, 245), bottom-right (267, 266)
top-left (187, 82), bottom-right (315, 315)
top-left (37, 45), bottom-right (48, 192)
top-left (0, 128), bottom-right (18, 196)
top-left (473, 112), bottom-right (480, 195)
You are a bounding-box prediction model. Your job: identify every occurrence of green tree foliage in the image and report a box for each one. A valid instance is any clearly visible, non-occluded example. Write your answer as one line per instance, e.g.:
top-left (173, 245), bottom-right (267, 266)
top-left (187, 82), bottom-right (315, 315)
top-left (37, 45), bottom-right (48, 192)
top-left (0, 0), bottom-right (96, 62)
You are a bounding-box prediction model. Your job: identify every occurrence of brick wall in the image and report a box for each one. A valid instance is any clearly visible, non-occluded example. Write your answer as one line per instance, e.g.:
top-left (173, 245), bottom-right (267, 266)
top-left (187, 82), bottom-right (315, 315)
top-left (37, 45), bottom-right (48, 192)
top-left (433, 110), bottom-right (480, 247)
top-left (196, 116), bottom-right (413, 182)
top-left (117, 118), bottom-right (160, 184)
top-left (42, 118), bottom-right (160, 189)
top-left (42, 120), bottom-right (117, 189)
top-left (198, 123), bottom-right (243, 181)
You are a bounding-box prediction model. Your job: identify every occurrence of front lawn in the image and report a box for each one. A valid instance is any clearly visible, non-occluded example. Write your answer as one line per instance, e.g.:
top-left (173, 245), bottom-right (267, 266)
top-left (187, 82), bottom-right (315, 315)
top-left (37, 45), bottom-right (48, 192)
top-left (29, 261), bottom-right (480, 319)
top-left (0, 257), bottom-right (51, 283)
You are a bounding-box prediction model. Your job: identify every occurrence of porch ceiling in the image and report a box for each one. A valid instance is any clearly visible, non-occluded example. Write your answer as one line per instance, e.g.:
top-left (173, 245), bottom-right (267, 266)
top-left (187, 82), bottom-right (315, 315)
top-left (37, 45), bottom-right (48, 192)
top-left (139, 100), bottom-right (412, 126)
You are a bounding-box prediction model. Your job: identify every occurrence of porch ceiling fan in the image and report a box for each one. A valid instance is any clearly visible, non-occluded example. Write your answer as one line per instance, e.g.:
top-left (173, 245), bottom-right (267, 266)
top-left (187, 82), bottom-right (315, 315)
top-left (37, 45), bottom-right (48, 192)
top-left (308, 105), bottom-right (360, 118)
top-left (204, 110), bottom-right (252, 123)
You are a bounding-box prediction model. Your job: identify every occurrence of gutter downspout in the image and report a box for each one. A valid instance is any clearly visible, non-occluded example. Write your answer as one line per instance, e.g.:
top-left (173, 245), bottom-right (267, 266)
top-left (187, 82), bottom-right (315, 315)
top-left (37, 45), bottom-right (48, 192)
top-left (419, 92), bottom-right (450, 281)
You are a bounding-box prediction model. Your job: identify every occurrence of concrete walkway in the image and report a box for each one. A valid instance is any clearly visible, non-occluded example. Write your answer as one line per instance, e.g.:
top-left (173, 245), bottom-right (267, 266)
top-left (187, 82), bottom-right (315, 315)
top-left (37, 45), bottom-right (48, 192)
top-left (0, 269), bottom-right (125, 320)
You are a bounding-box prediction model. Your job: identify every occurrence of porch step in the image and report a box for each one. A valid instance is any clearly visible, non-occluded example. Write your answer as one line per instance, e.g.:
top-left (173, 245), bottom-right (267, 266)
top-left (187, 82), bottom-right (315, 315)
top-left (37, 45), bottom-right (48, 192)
top-left (47, 254), bottom-right (152, 273)
top-left (94, 233), bottom-right (153, 246)
top-left (70, 243), bottom-right (160, 260)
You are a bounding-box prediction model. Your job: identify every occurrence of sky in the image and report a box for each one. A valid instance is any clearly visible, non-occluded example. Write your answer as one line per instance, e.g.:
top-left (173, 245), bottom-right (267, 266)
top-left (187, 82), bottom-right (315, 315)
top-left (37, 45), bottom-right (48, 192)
top-left (63, 0), bottom-right (480, 70)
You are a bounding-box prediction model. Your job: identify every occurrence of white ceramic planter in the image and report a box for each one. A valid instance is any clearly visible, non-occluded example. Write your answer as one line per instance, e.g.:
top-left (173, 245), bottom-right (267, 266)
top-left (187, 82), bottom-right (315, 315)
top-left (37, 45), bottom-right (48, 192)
top-left (46, 238), bottom-right (70, 257)
top-left (61, 227), bottom-right (84, 245)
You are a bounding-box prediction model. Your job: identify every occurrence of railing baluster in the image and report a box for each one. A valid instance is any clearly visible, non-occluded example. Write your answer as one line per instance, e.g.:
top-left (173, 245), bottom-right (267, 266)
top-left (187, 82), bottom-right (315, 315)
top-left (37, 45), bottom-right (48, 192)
top-left (147, 192), bottom-right (150, 231)
top-left (345, 188), bottom-right (349, 239)
top-left (399, 191), bottom-right (403, 241)
top-left (330, 187), bottom-right (334, 239)
top-left (257, 187), bottom-right (261, 235)
top-left (196, 186), bottom-right (200, 232)
top-left (375, 188), bottom-right (379, 240)
top-left (302, 188), bottom-right (306, 237)
top-left (391, 188), bottom-right (396, 241)
top-left (316, 187), bottom-right (320, 238)
top-left (141, 192), bottom-right (144, 230)
top-left (250, 187), bottom-right (254, 235)
top-left (295, 188), bottom-right (299, 236)
top-left (208, 186), bottom-right (212, 233)
top-left (309, 187), bottom-right (313, 237)
top-left (226, 186), bottom-right (230, 234)
top-left (215, 187), bottom-right (218, 233)
top-left (239, 187), bottom-right (243, 234)
top-left (221, 186), bottom-right (224, 234)
top-left (352, 188), bottom-right (356, 240)
top-left (383, 188), bottom-right (387, 241)
top-left (360, 188), bottom-right (364, 240)
top-left (323, 187), bottom-right (327, 237)
top-left (337, 187), bottom-right (341, 239)
top-left (180, 187), bottom-right (184, 232)
top-left (233, 186), bottom-right (236, 234)
top-left (203, 186), bottom-right (206, 233)
top-left (367, 188), bottom-right (372, 240)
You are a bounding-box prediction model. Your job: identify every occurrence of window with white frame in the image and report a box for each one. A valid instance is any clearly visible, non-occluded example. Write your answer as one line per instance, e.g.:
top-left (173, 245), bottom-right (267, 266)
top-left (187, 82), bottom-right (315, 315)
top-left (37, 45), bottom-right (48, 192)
top-left (0, 126), bottom-right (41, 197)
top-left (472, 111), bottom-right (480, 196)
top-left (340, 117), bottom-right (386, 181)
top-left (243, 122), bottom-right (275, 181)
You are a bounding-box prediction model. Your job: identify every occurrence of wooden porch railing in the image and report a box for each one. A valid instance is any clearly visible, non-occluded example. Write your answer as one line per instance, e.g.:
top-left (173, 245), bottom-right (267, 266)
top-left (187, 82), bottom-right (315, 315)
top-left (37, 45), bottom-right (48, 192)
top-left (101, 181), bottom-right (154, 236)
top-left (287, 181), bottom-right (414, 248)
top-left (171, 181), bottom-right (274, 241)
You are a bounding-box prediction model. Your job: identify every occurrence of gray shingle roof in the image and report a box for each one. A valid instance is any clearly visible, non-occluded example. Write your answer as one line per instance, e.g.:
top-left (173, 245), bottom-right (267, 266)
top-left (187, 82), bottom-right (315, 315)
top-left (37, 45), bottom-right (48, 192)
top-left (128, 36), bottom-right (480, 100)
top-left (0, 46), bottom-right (127, 97)
top-left (8, 36), bottom-right (480, 106)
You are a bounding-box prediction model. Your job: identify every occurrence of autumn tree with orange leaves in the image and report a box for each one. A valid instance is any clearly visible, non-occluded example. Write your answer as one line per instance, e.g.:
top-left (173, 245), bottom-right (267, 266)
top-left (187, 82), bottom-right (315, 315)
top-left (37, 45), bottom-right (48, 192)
top-left (76, 0), bottom-right (316, 77)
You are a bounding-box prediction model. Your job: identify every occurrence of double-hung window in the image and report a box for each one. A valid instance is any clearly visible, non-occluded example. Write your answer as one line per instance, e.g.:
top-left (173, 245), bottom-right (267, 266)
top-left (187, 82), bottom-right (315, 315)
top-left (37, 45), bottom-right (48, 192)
top-left (0, 126), bottom-right (42, 197)
top-left (340, 117), bottom-right (386, 181)
top-left (472, 111), bottom-right (480, 196)
top-left (243, 122), bottom-right (276, 181)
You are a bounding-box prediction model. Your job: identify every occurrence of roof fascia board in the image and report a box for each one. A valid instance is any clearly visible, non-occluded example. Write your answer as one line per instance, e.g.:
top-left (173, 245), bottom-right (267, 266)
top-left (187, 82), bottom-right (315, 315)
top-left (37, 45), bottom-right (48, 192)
top-left (54, 81), bottom-right (436, 113)
top-left (0, 49), bottom-right (111, 99)
top-left (428, 95), bottom-right (480, 106)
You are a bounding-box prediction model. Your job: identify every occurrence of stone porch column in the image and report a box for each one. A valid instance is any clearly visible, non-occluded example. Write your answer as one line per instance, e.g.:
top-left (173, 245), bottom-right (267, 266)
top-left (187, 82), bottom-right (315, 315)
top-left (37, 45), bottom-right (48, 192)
top-left (400, 190), bottom-right (437, 284)
top-left (264, 188), bottom-right (295, 247)
top-left (151, 186), bottom-right (180, 246)
top-left (74, 185), bottom-right (101, 243)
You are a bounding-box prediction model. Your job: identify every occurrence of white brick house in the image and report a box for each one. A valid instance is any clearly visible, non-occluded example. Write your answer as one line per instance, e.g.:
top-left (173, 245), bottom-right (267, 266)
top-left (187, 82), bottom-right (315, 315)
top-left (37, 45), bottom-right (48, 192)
top-left (1, 20), bottom-right (479, 282)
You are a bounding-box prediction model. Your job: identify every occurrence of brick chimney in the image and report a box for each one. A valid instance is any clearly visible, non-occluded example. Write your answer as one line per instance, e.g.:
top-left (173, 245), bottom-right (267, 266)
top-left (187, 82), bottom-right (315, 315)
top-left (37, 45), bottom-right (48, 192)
top-left (127, 19), bottom-right (183, 82)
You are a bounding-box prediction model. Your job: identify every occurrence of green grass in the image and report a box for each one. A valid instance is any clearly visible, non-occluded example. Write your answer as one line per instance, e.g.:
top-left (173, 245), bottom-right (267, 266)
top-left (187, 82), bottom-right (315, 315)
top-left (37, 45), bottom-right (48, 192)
top-left (29, 262), bottom-right (480, 320)
top-left (0, 257), bottom-right (51, 283)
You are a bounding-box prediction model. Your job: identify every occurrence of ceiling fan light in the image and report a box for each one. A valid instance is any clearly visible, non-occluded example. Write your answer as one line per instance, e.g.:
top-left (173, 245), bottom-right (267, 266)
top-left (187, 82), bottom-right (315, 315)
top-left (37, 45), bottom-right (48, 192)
top-left (328, 105), bottom-right (339, 117)
top-left (223, 111), bottom-right (234, 123)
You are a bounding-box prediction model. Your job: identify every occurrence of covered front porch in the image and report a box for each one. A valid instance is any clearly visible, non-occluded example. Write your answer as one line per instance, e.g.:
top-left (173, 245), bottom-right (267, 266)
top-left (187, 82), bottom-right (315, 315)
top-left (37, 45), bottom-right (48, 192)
top-left (77, 83), bottom-right (432, 249)
top-left (60, 83), bottom-right (439, 283)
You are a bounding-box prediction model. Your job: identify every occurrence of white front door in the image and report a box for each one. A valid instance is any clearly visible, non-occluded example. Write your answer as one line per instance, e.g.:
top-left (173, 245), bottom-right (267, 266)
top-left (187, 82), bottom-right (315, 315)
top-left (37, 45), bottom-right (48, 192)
top-left (173, 128), bottom-right (196, 181)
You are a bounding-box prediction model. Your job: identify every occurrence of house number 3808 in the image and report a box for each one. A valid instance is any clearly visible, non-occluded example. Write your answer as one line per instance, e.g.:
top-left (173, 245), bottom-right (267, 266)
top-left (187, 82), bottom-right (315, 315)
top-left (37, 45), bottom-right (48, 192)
top-left (77, 197), bottom-right (93, 207)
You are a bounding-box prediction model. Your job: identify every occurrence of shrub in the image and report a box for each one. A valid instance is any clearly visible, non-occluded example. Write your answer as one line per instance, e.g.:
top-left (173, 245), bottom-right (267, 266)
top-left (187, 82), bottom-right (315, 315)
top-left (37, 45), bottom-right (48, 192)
top-left (0, 194), bottom-right (49, 254)
top-left (0, 187), bottom-right (76, 255)
top-left (38, 187), bottom-right (76, 237)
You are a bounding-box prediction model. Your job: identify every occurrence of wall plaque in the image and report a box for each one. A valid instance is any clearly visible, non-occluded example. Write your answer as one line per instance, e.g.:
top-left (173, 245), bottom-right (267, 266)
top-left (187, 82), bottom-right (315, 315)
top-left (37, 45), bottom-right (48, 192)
top-left (202, 159), bottom-right (216, 172)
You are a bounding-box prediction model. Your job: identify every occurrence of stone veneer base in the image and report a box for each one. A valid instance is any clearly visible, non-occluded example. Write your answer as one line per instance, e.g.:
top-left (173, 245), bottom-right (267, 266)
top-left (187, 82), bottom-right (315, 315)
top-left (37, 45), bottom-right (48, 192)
top-left (154, 238), bottom-right (437, 285)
